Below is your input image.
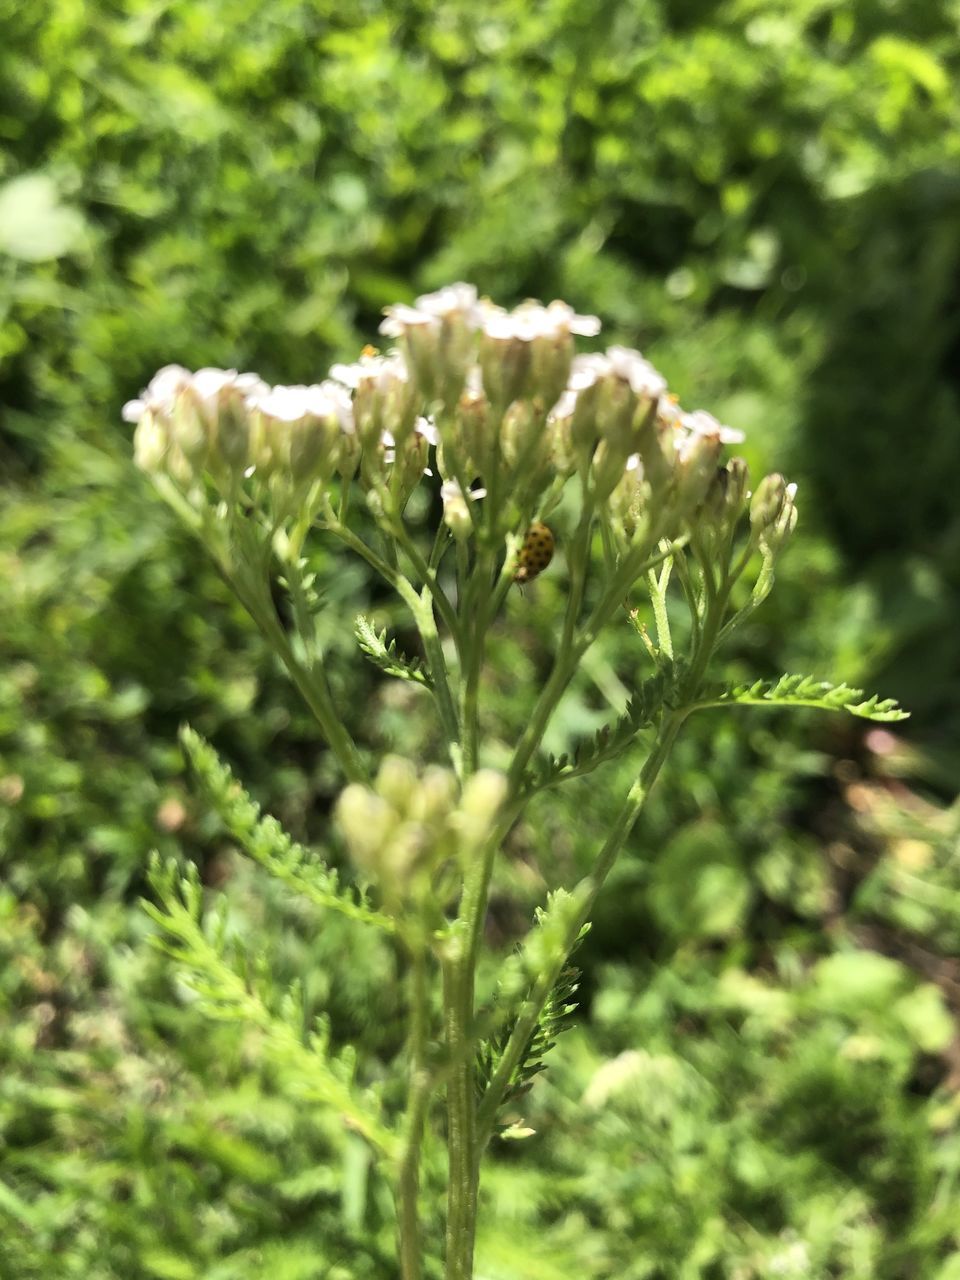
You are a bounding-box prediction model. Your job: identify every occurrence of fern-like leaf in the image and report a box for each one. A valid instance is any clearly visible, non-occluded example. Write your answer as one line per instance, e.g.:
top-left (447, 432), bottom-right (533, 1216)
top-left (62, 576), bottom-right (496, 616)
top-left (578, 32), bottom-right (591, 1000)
top-left (476, 966), bottom-right (581, 1112)
top-left (179, 726), bottom-right (394, 932)
top-left (143, 856), bottom-right (398, 1158)
top-left (525, 672), bottom-right (670, 794)
top-left (692, 673), bottom-right (908, 721)
top-left (354, 615), bottom-right (430, 687)
top-left (476, 889), bottom-right (588, 1120)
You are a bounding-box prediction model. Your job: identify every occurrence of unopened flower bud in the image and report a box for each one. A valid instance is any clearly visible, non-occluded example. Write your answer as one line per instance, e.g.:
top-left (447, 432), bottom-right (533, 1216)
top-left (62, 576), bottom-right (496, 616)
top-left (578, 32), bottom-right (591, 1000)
top-left (170, 387), bottom-right (210, 463)
top-left (441, 480), bottom-right (485, 540)
top-left (455, 381), bottom-right (491, 472)
top-left (591, 438), bottom-right (630, 501)
top-left (750, 473), bottom-right (787, 534)
top-left (133, 412), bottom-right (170, 474)
top-left (702, 457), bottom-right (750, 533)
top-left (455, 769), bottom-right (508, 857)
top-left (331, 349), bottom-right (417, 450)
top-left (375, 755), bottom-right (420, 814)
top-left (675, 429), bottom-right (722, 515)
top-left (460, 769), bottom-right (508, 826)
top-left (336, 427), bottom-right (361, 481)
top-left (479, 322), bottom-right (532, 413)
top-left (381, 284), bottom-right (479, 410)
top-left (410, 766), bottom-right (459, 825)
top-left (761, 482), bottom-right (798, 555)
top-left (501, 398), bottom-right (547, 470)
top-left (608, 458), bottom-right (650, 539)
top-left (335, 785), bottom-right (397, 872)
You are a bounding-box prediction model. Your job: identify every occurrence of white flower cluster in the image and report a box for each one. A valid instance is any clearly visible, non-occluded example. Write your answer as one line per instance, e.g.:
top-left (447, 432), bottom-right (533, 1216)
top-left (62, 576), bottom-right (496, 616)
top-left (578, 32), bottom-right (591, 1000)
top-left (123, 364), bottom-right (355, 494)
top-left (125, 283), bottom-right (789, 553)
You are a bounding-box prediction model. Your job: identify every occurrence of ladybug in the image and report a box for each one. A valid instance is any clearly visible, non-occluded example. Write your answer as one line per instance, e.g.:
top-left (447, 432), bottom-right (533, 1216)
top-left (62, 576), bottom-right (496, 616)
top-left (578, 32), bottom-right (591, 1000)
top-left (514, 522), bottom-right (555, 584)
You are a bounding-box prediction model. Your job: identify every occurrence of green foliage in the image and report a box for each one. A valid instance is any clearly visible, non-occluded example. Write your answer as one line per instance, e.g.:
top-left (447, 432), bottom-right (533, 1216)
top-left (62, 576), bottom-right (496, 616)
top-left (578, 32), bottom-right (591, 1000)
top-left (143, 857), bottom-right (398, 1158)
top-left (524, 672), bottom-right (670, 794)
top-left (477, 964), bottom-right (581, 1124)
top-left (355, 615), bottom-right (431, 689)
top-left (179, 725), bottom-right (394, 931)
top-left (474, 943), bottom-right (960, 1278)
top-left (477, 890), bottom-right (589, 1123)
top-left (694, 672), bottom-right (910, 721)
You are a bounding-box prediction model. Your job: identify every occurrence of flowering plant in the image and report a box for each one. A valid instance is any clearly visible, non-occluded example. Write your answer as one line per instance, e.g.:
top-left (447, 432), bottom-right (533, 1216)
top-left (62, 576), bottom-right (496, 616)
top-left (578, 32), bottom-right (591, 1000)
top-left (127, 283), bottom-right (905, 1279)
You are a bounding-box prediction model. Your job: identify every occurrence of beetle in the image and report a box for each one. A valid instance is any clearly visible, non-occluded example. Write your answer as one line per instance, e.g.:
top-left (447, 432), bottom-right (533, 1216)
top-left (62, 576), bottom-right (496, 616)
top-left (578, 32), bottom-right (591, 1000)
top-left (513, 522), bottom-right (555, 584)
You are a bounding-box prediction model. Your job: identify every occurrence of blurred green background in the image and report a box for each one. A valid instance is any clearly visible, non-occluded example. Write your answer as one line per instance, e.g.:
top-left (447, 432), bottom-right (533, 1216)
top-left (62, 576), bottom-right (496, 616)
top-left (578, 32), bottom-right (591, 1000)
top-left (2, 1), bottom-right (960, 1276)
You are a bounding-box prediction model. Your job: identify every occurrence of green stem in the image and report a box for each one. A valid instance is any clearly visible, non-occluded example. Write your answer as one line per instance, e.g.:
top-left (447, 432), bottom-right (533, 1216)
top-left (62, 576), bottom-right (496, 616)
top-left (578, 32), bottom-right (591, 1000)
top-left (398, 946), bottom-right (430, 1280)
top-left (323, 520), bottom-right (462, 761)
top-left (507, 537), bottom-right (682, 793)
top-left (406, 584), bottom-right (462, 770)
top-left (442, 951), bottom-right (477, 1280)
top-left (247, 590), bottom-right (369, 785)
top-left (647, 555), bottom-right (674, 660)
top-left (391, 518), bottom-right (463, 653)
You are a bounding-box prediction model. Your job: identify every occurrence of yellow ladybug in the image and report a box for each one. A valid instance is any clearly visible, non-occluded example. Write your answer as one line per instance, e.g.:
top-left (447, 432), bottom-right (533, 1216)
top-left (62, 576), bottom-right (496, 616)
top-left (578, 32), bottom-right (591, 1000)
top-left (514, 522), bottom-right (555, 584)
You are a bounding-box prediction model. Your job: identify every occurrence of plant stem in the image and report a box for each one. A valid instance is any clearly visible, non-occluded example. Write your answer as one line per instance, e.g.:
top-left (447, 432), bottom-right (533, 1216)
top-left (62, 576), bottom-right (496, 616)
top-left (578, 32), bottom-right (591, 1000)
top-left (442, 951), bottom-right (478, 1280)
top-left (398, 946), bottom-right (430, 1280)
top-left (233, 562), bottom-right (369, 785)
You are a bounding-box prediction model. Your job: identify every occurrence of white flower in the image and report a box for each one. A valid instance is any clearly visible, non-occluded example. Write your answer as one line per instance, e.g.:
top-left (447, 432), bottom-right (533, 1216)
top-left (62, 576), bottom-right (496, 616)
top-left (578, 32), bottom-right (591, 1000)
top-left (330, 349), bottom-right (409, 392)
top-left (569, 347), bottom-right (665, 399)
top-left (682, 408), bottom-right (745, 445)
top-left (414, 282), bottom-right (479, 318)
top-left (543, 299), bottom-right (601, 337)
top-left (415, 415), bottom-right (440, 447)
top-left (250, 384), bottom-right (329, 423)
top-left (121, 364), bottom-right (193, 423)
top-left (379, 302), bottom-right (438, 338)
top-left (547, 389), bottom-right (578, 423)
top-left (480, 298), bottom-right (601, 343)
top-left (122, 366), bottom-right (269, 426)
top-left (440, 480), bottom-right (486, 504)
top-left (605, 346), bottom-right (668, 398)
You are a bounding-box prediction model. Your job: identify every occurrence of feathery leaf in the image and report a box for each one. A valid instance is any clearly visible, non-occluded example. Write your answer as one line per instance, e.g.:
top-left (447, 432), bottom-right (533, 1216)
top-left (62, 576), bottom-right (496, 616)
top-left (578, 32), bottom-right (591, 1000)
top-left (179, 726), bottom-right (394, 932)
top-left (691, 673), bottom-right (908, 722)
top-left (143, 855), bottom-right (398, 1158)
top-left (354, 615), bottom-right (430, 687)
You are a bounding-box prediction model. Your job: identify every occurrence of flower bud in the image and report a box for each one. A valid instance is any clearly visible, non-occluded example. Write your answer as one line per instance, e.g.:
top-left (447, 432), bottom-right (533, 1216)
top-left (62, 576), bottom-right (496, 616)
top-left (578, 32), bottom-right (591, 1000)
top-left (381, 284), bottom-right (479, 411)
top-left (375, 755), bottom-right (420, 814)
top-left (591, 438), bottom-right (631, 501)
top-left (133, 412), bottom-right (170, 474)
top-left (335, 785), bottom-right (398, 873)
top-left (454, 381), bottom-right (491, 473)
top-left (440, 479), bottom-right (485, 540)
top-left (750, 473), bottom-right (787, 534)
top-left (247, 384), bottom-right (349, 487)
top-left (479, 321), bottom-right (532, 413)
top-left (410, 766), bottom-right (459, 825)
top-left (460, 769), bottom-right (507, 826)
top-left (702, 456), bottom-right (750, 534)
top-left (762, 482), bottom-right (799, 556)
top-left (331, 349), bottom-right (417, 450)
top-left (170, 386), bottom-right (210, 463)
top-left (607, 457), bottom-right (651, 540)
top-left (674, 429), bottom-right (723, 516)
top-left (336, 426), bottom-right (361, 481)
top-left (455, 769), bottom-right (508, 857)
top-left (501, 397), bottom-right (548, 471)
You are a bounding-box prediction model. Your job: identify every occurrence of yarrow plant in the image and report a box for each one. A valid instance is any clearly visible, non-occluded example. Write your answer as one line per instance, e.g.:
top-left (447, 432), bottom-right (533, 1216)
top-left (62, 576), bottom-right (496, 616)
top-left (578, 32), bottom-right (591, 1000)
top-left (126, 283), bottom-right (906, 1279)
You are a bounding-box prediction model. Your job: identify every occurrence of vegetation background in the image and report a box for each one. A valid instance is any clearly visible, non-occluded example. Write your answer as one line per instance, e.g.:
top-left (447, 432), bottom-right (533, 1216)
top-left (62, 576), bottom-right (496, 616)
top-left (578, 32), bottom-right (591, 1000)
top-left (2, 1), bottom-right (960, 1276)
